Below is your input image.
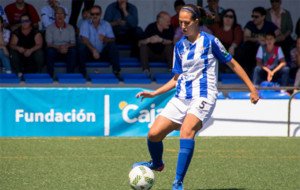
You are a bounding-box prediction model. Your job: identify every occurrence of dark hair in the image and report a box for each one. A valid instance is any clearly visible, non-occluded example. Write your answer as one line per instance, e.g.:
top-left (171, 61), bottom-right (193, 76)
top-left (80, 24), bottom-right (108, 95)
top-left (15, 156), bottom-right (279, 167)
top-left (252, 7), bottom-right (266, 16)
top-left (20, 14), bottom-right (31, 22)
top-left (82, 7), bottom-right (90, 14)
top-left (174, 0), bottom-right (185, 8)
top-left (220, 9), bottom-right (237, 29)
top-left (180, 4), bottom-right (208, 21)
top-left (91, 5), bottom-right (102, 13)
top-left (265, 31), bottom-right (276, 38)
top-left (0, 16), bottom-right (3, 24)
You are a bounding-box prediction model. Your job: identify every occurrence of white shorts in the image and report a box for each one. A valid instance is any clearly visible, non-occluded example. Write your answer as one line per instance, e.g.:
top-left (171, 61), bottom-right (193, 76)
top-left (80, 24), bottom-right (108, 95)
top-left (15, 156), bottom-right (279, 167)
top-left (159, 97), bottom-right (216, 125)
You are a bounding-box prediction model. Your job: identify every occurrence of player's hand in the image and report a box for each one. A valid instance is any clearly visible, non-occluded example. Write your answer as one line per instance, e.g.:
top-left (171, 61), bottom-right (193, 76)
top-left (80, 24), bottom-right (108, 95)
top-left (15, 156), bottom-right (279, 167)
top-left (136, 91), bottom-right (155, 101)
top-left (250, 90), bottom-right (259, 104)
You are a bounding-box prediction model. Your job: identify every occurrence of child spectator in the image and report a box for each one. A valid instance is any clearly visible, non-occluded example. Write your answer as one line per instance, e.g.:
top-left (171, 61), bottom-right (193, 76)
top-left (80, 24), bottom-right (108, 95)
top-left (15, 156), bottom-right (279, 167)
top-left (76, 8), bottom-right (91, 36)
top-left (171, 0), bottom-right (185, 30)
top-left (253, 32), bottom-right (289, 86)
top-left (46, 7), bottom-right (76, 77)
top-left (69, 0), bottom-right (94, 30)
top-left (290, 37), bottom-right (300, 92)
top-left (9, 14), bottom-right (44, 76)
top-left (0, 16), bottom-right (11, 73)
top-left (4, 0), bottom-right (40, 31)
top-left (243, 7), bottom-right (283, 75)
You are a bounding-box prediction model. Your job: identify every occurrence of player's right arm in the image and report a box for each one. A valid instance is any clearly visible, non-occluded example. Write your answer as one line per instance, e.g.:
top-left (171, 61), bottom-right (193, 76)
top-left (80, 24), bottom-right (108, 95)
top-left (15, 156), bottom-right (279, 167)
top-left (136, 74), bottom-right (179, 101)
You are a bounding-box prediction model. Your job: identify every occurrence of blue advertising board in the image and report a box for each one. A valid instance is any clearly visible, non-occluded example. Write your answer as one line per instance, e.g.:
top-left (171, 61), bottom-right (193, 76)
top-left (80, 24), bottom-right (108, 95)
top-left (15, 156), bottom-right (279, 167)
top-left (0, 87), bottom-right (180, 137)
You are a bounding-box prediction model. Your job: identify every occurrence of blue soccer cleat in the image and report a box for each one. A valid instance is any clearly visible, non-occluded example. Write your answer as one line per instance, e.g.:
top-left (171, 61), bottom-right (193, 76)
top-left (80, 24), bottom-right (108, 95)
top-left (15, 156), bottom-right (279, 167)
top-left (172, 180), bottom-right (184, 190)
top-left (132, 160), bottom-right (165, 172)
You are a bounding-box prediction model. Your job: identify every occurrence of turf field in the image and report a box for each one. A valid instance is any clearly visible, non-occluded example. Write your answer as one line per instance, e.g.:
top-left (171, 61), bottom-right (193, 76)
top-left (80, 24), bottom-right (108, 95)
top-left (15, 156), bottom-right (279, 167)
top-left (0, 137), bottom-right (299, 190)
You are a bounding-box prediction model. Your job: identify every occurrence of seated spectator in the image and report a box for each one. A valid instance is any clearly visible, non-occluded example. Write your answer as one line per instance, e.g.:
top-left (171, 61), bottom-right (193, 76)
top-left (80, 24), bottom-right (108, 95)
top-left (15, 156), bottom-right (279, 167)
top-left (173, 22), bottom-right (212, 44)
top-left (9, 14), bottom-right (44, 76)
top-left (0, 5), bottom-right (9, 29)
top-left (266, 0), bottom-right (294, 61)
top-left (209, 9), bottom-right (243, 72)
top-left (69, 0), bottom-right (94, 30)
top-left (41, 0), bottom-right (69, 31)
top-left (4, 0), bottom-right (40, 31)
top-left (171, 0), bottom-right (185, 30)
top-left (242, 7), bottom-right (283, 75)
top-left (253, 32), bottom-right (289, 87)
top-left (138, 11), bottom-right (174, 74)
top-left (104, 0), bottom-right (143, 57)
top-left (78, 5), bottom-right (120, 77)
top-left (0, 16), bottom-right (11, 73)
top-left (46, 7), bottom-right (76, 77)
top-left (290, 37), bottom-right (300, 92)
top-left (296, 17), bottom-right (300, 38)
top-left (76, 8), bottom-right (91, 36)
top-left (203, 0), bottom-right (225, 25)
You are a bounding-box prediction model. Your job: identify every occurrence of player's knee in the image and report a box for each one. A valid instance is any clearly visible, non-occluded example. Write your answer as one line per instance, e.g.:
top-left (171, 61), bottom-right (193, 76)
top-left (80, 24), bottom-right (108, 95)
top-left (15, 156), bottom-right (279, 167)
top-left (180, 127), bottom-right (198, 139)
top-left (148, 129), bottom-right (163, 142)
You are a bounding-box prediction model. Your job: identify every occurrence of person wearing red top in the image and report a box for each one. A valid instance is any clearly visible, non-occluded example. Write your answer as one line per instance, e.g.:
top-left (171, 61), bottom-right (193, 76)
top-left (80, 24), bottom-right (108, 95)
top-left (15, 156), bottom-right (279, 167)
top-left (209, 9), bottom-right (243, 72)
top-left (170, 0), bottom-right (185, 30)
top-left (5, 0), bottom-right (40, 31)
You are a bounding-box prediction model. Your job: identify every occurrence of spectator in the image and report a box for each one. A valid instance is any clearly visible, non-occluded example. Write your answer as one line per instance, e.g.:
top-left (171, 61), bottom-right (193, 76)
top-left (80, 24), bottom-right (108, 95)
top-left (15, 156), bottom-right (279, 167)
top-left (76, 8), bottom-right (91, 36)
top-left (4, 0), bottom-right (40, 31)
top-left (242, 7), bottom-right (283, 75)
top-left (0, 5), bottom-right (9, 28)
top-left (266, 0), bottom-right (294, 61)
top-left (173, 23), bottom-right (212, 45)
top-left (253, 32), bottom-right (289, 87)
top-left (203, 0), bottom-right (225, 25)
top-left (0, 16), bottom-right (11, 73)
top-left (290, 37), bottom-right (300, 92)
top-left (138, 11), bottom-right (174, 74)
top-left (9, 14), bottom-right (44, 76)
top-left (78, 5), bottom-right (120, 77)
top-left (171, 0), bottom-right (185, 30)
top-left (209, 9), bottom-right (243, 72)
top-left (104, 0), bottom-right (143, 57)
top-left (69, 0), bottom-right (94, 30)
top-left (41, 0), bottom-right (69, 31)
top-left (46, 7), bottom-right (76, 77)
top-left (295, 17), bottom-right (300, 38)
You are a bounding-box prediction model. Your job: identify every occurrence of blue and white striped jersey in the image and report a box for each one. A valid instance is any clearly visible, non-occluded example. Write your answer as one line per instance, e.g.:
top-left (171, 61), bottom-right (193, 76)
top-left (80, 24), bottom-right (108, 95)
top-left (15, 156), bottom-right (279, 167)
top-left (172, 32), bottom-right (232, 101)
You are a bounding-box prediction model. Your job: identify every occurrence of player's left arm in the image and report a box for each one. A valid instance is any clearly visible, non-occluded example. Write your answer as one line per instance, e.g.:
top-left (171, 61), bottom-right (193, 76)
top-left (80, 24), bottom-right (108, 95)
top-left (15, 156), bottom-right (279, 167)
top-left (226, 58), bottom-right (259, 104)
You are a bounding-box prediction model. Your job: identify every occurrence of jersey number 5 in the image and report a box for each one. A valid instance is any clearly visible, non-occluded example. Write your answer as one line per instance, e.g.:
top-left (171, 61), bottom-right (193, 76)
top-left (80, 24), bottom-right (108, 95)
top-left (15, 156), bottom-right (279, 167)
top-left (199, 101), bottom-right (207, 109)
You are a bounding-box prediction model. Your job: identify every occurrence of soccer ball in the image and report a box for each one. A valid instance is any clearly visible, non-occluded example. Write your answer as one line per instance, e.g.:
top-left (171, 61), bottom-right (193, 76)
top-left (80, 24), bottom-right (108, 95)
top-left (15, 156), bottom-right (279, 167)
top-left (129, 165), bottom-right (155, 190)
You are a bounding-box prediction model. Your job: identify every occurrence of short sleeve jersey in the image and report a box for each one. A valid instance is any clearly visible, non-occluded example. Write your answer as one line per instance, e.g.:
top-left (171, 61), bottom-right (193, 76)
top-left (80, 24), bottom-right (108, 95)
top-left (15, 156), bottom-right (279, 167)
top-left (80, 19), bottom-right (115, 53)
top-left (256, 45), bottom-right (285, 69)
top-left (173, 32), bottom-right (232, 101)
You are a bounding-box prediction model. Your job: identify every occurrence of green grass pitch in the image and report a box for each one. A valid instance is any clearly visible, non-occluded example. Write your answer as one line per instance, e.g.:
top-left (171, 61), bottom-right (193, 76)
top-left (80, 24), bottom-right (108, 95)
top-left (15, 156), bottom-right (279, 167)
top-left (1, 137), bottom-right (299, 190)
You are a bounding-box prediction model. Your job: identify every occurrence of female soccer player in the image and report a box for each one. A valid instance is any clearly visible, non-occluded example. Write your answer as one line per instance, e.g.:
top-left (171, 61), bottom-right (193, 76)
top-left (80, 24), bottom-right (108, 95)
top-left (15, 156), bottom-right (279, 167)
top-left (133, 4), bottom-right (259, 190)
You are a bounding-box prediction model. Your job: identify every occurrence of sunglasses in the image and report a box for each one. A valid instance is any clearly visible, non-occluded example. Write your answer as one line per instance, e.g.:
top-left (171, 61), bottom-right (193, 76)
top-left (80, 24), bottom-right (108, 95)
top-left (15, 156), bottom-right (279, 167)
top-left (271, 0), bottom-right (280, 2)
top-left (20, 19), bottom-right (30, 23)
top-left (251, 15), bottom-right (260, 19)
top-left (91, 13), bottom-right (100, 16)
top-left (224, 14), bottom-right (234, 19)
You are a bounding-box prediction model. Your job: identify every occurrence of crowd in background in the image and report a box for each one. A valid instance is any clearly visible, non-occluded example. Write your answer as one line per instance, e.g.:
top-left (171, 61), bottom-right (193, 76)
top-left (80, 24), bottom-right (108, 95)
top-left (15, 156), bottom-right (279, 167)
top-left (0, 0), bottom-right (300, 89)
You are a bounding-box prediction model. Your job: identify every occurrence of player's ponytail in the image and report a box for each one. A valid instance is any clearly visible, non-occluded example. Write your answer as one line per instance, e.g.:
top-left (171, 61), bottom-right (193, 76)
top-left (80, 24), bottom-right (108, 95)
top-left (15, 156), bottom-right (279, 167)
top-left (180, 4), bottom-right (215, 22)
